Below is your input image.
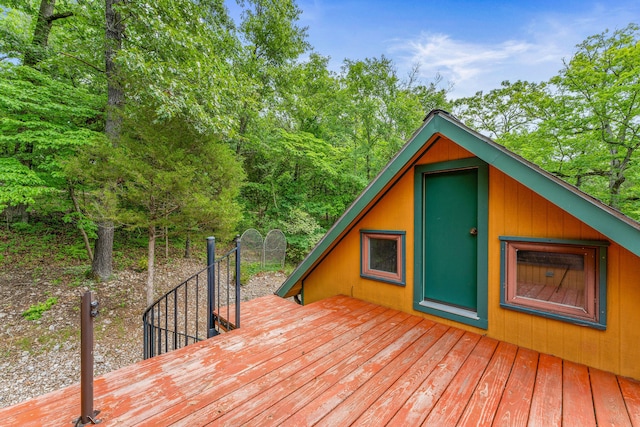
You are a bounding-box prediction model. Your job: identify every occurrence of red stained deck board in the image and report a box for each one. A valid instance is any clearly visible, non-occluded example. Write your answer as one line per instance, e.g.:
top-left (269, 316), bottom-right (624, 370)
top-left (385, 330), bottom-right (478, 426)
top-left (210, 312), bottom-right (422, 426)
top-left (145, 305), bottom-right (402, 425)
top-left (246, 319), bottom-right (444, 427)
top-left (562, 360), bottom-right (596, 427)
top-left (457, 341), bottom-right (519, 427)
top-left (619, 376), bottom-right (640, 426)
top-left (591, 367), bottom-right (633, 427)
top-left (348, 323), bottom-right (458, 426)
top-left (98, 296), bottom-right (353, 423)
top-left (2, 295), bottom-right (340, 425)
top-left (124, 298), bottom-right (391, 425)
top-left (314, 321), bottom-right (454, 427)
top-left (492, 347), bottom-right (539, 426)
top-left (420, 336), bottom-right (499, 427)
top-left (2, 295), bottom-right (640, 427)
top-left (294, 320), bottom-right (449, 427)
top-left (527, 353), bottom-right (562, 427)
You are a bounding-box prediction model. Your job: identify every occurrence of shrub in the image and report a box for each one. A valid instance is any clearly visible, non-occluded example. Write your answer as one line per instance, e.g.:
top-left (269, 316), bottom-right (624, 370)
top-left (22, 297), bottom-right (58, 321)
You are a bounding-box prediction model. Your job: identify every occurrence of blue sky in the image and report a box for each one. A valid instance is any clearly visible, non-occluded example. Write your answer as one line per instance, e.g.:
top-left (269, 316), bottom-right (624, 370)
top-left (229, 1), bottom-right (639, 98)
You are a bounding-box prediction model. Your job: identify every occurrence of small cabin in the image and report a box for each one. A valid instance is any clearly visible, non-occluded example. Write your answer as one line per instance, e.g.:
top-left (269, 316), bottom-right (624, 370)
top-left (277, 109), bottom-right (640, 380)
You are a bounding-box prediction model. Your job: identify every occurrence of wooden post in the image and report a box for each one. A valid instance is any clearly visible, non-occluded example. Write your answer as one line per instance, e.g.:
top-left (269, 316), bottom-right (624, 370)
top-left (74, 291), bottom-right (101, 426)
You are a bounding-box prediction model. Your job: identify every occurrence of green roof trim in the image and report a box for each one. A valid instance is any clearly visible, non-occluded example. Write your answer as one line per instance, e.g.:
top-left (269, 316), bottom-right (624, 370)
top-left (276, 110), bottom-right (640, 298)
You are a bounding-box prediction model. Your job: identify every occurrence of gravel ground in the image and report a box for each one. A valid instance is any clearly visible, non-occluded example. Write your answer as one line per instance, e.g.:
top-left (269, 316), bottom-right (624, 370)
top-left (0, 260), bottom-right (287, 409)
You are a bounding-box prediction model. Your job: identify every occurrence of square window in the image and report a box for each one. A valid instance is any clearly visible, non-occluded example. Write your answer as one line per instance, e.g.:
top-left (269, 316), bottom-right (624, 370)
top-left (361, 230), bottom-right (405, 285)
top-left (500, 237), bottom-right (607, 329)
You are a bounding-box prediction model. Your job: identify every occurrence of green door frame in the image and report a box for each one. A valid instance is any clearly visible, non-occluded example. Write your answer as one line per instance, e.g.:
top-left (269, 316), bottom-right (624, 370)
top-left (413, 157), bottom-right (488, 329)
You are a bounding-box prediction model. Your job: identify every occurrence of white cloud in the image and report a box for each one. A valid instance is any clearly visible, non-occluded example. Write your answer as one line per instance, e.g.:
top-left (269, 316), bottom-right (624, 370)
top-left (389, 3), bottom-right (639, 98)
top-left (390, 32), bottom-right (564, 98)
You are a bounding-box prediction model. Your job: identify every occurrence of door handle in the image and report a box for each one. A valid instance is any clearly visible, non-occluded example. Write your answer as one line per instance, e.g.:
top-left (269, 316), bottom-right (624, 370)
top-left (470, 227), bottom-right (478, 236)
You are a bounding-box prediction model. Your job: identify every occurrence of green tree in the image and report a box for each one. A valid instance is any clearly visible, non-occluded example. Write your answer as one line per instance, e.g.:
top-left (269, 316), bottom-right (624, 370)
top-left (106, 112), bottom-right (244, 305)
top-left (339, 56), bottom-right (448, 180)
top-left (455, 24), bottom-right (640, 218)
top-left (231, 0), bottom-right (309, 153)
top-left (549, 23), bottom-right (640, 211)
top-left (0, 64), bottom-right (104, 221)
top-left (453, 80), bottom-right (544, 139)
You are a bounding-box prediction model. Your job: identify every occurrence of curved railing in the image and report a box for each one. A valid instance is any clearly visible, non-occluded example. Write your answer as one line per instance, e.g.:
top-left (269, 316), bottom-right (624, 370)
top-left (142, 237), bottom-right (241, 359)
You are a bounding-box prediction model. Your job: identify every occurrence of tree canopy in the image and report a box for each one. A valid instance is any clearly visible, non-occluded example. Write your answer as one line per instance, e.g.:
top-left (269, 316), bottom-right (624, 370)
top-left (454, 23), bottom-right (640, 218)
top-left (1, 1), bottom-right (639, 288)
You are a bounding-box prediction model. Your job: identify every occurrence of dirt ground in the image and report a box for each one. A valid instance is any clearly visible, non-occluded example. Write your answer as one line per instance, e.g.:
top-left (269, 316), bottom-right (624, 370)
top-left (0, 257), bottom-right (287, 408)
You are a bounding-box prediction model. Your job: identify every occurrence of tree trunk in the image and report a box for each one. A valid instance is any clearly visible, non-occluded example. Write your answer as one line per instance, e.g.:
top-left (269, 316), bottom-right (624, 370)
top-left (147, 225), bottom-right (156, 306)
top-left (184, 234), bottom-right (191, 258)
top-left (24, 0), bottom-right (73, 66)
top-left (90, 0), bottom-right (124, 280)
top-left (105, 0), bottom-right (124, 141)
top-left (164, 225), bottom-right (169, 258)
top-left (69, 186), bottom-right (93, 261)
top-left (92, 221), bottom-right (113, 280)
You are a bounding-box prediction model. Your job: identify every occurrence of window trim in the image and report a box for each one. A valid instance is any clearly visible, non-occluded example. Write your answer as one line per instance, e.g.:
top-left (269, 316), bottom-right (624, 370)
top-left (360, 230), bottom-right (406, 286)
top-left (499, 236), bottom-right (608, 329)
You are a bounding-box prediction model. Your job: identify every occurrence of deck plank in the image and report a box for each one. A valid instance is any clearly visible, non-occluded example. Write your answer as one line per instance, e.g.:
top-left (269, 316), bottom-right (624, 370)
top-left (296, 320), bottom-right (462, 426)
top-left (251, 320), bottom-right (444, 427)
top-left (217, 313), bottom-right (425, 426)
top-left (420, 336), bottom-right (499, 426)
top-left (619, 376), bottom-right (640, 426)
top-left (347, 324), bottom-right (459, 426)
top-left (562, 360), bottom-right (596, 427)
top-left (457, 341), bottom-right (519, 427)
top-left (312, 321), bottom-right (454, 426)
top-left (591, 368), bottom-right (633, 427)
top-left (1, 295), bottom-right (344, 425)
top-left (491, 347), bottom-right (539, 427)
top-left (527, 353), bottom-right (562, 427)
top-left (100, 296), bottom-right (351, 424)
top-left (384, 330), bottom-right (477, 426)
top-left (130, 298), bottom-right (390, 426)
top-left (163, 305), bottom-right (410, 425)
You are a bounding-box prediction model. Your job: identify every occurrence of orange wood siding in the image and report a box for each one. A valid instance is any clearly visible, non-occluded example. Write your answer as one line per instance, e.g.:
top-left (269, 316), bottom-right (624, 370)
top-left (301, 135), bottom-right (640, 379)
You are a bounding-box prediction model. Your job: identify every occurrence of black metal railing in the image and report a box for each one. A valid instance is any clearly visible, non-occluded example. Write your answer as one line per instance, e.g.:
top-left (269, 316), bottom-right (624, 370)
top-left (142, 236), bottom-right (241, 359)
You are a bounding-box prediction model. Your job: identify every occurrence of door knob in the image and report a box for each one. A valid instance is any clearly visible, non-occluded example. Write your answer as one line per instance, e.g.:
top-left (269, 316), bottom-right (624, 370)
top-left (470, 227), bottom-right (478, 236)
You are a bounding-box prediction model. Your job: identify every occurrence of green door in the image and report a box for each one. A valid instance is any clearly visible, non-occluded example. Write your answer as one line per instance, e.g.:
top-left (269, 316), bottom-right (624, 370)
top-left (423, 168), bottom-right (478, 310)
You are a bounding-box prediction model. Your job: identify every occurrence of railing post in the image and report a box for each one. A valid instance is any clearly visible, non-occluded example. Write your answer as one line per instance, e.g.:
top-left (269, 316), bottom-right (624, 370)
top-left (207, 236), bottom-right (216, 338)
top-left (74, 291), bottom-right (101, 426)
top-left (235, 235), bottom-right (241, 328)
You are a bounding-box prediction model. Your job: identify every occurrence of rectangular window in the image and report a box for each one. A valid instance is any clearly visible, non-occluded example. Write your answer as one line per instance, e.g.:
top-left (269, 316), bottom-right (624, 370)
top-left (361, 230), bottom-right (405, 285)
top-left (500, 237), bottom-right (607, 329)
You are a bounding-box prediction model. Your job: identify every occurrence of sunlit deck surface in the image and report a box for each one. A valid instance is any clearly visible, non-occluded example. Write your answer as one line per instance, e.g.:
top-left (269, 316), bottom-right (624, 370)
top-left (2, 295), bottom-right (640, 426)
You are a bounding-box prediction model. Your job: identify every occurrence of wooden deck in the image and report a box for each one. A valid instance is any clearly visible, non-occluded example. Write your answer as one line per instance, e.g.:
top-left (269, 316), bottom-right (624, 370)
top-left (2, 295), bottom-right (640, 426)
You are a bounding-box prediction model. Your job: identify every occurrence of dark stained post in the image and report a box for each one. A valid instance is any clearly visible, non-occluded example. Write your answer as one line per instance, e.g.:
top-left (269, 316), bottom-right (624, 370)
top-left (75, 291), bottom-right (101, 426)
top-left (207, 236), bottom-right (216, 338)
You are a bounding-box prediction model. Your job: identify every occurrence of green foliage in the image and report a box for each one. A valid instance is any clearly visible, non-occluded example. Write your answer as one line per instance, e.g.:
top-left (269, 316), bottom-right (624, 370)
top-left (56, 242), bottom-right (89, 261)
top-left (0, 157), bottom-right (48, 210)
top-left (0, 64), bottom-right (105, 215)
top-left (135, 257), bottom-right (148, 272)
top-left (0, 5), bottom-right (31, 62)
top-left (3, 0), bottom-right (638, 273)
top-left (455, 24), bottom-right (640, 219)
top-left (116, 0), bottom-right (238, 132)
top-left (22, 297), bottom-right (58, 321)
top-left (280, 208), bottom-right (325, 263)
top-left (111, 109), bottom-right (245, 241)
